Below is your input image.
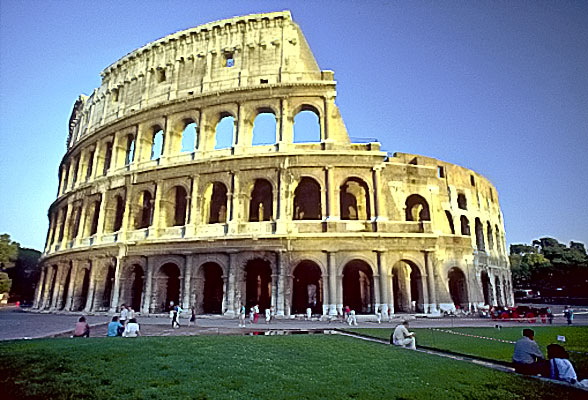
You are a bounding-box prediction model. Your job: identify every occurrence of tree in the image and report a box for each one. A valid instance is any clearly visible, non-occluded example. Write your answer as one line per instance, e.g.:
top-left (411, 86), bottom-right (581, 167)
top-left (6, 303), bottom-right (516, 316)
top-left (8, 248), bottom-right (42, 302)
top-left (0, 233), bottom-right (20, 270)
top-left (0, 272), bottom-right (12, 294)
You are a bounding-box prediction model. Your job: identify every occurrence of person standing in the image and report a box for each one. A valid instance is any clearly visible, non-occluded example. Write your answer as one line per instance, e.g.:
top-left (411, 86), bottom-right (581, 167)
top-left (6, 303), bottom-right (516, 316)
top-left (119, 304), bottom-right (128, 326)
top-left (239, 303), bottom-right (246, 327)
top-left (564, 306), bottom-right (573, 325)
top-left (347, 310), bottom-right (358, 326)
top-left (512, 328), bottom-right (546, 375)
top-left (265, 307), bottom-right (272, 324)
top-left (188, 306), bottom-right (197, 327)
top-left (171, 305), bottom-right (181, 328)
top-left (376, 307), bottom-right (382, 324)
top-left (253, 304), bottom-right (260, 323)
top-left (547, 307), bottom-right (553, 325)
top-left (391, 320), bottom-right (416, 350)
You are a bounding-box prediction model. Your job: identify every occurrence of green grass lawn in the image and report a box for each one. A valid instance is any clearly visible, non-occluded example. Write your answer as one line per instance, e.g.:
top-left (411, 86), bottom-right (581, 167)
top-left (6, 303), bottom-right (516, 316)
top-left (349, 326), bottom-right (588, 378)
top-left (1, 334), bottom-right (585, 399)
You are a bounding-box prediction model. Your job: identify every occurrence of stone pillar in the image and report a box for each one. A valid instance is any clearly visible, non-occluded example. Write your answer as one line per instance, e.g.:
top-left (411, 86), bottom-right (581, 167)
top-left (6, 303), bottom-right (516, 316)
top-left (49, 264), bottom-right (63, 310)
top-left (228, 172), bottom-right (239, 234)
top-left (327, 251), bottom-right (338, 315)
top-left (276, 250), bottom-right (286, 316)
top-left (109, 251), bottom-right (125, 313)
top-left (83, 259), bottom-right (98, 313)
top-left (64, 261), bottom-right (79, 311)
top-left (224, 252), bottom-right (236, 316)
top-left (120, 186), bottom-right (132, 240)
top-left (185, 175), bottom-right (199, 237)
top-left (376, 251), bottom-right (390, 317)
top-left (94, 193), bottom-right (107, 242)
top-left (76, 198), bottom-right (89, 243)
top-left (275, 167), bottom-right (288, 234)
top-left (150, 181), bottom-right (163, 237)
top-left (279, 98), bottom-right (293, 145)
top-left (61, 206), bottom-right (74, 247)
top-left (423, 251), bottom-right (437, 313)
top-left (33, 266), bottom-right (47, 309)
top-left (142, 257), bottom-right (155, 314)
top-left (183, 255), bottom-right (193, 309)
top-left (325, 166), bottom-right (338, 220)
top-left (41, 266), bottom-right (54, 309)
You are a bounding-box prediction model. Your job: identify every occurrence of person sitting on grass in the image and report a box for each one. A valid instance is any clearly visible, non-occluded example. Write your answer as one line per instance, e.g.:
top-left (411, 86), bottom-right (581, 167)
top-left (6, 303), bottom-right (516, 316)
top-left (391, 320), bottom-right (416, 350)
top-left (512, 328), bottom-right (545, 375)
top-left (107, 316), bottom-right (123, 337)
top-left (547, 344), bottom-right (579, 384)
top-left (122, 318), bottom-right (141, 337)
top-left (73, 316), bottom-right (90, 338)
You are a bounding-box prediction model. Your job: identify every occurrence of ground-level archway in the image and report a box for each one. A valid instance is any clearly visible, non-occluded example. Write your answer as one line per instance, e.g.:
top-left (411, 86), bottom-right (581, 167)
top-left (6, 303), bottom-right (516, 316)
top-left (244, 259), bottom-right (272, 311)
top-left (154, 263), bottom-right (181, 312)
top-left (101, 265), bottom-right (115, 310)
top-left (448, 267), bottom-right (468, 309)
top-left (292, 261), bottom-right (323, 315)
top-left (342, 260), bottom-right (373, 314)
top-left (481, 271), bottom-right (493, 306)
top-left (200, 262), bottom-right (224, 314)
top-left (392, 260), bottom-right (424, 313)
top-left (74, 268), bottom-right (90, 311)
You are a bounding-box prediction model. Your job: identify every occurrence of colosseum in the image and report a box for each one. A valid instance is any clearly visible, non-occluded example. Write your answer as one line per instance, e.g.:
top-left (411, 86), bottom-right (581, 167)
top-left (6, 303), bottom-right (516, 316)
top-left (33, 11), bottom-right (513, 318)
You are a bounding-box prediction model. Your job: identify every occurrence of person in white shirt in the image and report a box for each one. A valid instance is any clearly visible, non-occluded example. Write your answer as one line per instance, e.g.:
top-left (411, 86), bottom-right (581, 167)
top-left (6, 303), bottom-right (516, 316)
top-left (547, 343), bottom-right (578, 384)
top-left (122, 318), bottom-right (141, 337)
top-left (119, 304), bottom-right (129, 326)
top-left (265, 307), bottom-right (272, 324)
top-left (391, 320), bottom-right (416, 350)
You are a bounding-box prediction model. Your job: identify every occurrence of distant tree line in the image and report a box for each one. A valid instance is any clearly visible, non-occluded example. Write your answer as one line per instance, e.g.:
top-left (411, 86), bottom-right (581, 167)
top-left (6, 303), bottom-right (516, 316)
top-left (0, 233), bottom-right (41, 303)
top-left (510, 237), bottom-right (588, 298)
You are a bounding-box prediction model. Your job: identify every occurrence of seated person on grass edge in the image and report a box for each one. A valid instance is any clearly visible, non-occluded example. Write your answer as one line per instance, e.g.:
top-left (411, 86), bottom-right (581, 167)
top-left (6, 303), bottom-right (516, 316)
top-left (391, 320), bottom-right (416, 350)
top-left (107, 316), bottom-right (124, 337)
top-left (512, 328), bottom-right (546, 375)
top-left (122, 318), bottom-right (141, 337)
top-left (73, 316), bottom-right (90, 338)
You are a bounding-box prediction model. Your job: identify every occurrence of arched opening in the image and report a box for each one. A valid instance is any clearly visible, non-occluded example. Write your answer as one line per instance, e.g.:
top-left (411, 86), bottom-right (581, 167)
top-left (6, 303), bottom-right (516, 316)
top-left (495, 225), bottom-right (501, 253)
top-left (293, 177), bottom-right (321, 220)
top-left (475, 218), bottom-right (485, 251)
top-left (392, 261), bottom-right (423, 313)
top-left (481, 271), bottom-right (493, 306)
top-left (244, 259), bottom-right (272, 310)
top-left (102, 265), bottom-right (115, 309)
top-left (151, 126), bottom-right (164, 160)
top-left (89, 198), bottom-right (101, 236)
top-left (445, 211), bottom-right (455, 234)
top-left (122, 265), bottom-right (144, 312)
top-left (252, 112), bottom-right (277, 145)
top-left (69, 205), bottom-right (82, 240)
top-left (136, 190), bottom-right (153, 229)
top-left (249, 179), bottom-right (273, 222)
top-left (457, 193), bottom-right (467, 210)
top-left (76, 268), bottom-right (90, 311)
top-left (103, 142), bottom-right (113, 175)
top-left (448, 267), bottom-right (468, 309)
top-left (181, 121), bottom-right (197, 152)
top-left (460, 216), bottom-right (470, 236)
top-left (113, 195), bottom-right (125, 232)
top-left (342, 260), bottom-right (373, 314)
top-left (173, 186), bottom-right (188, 226)
top-left (57, 206), bottom-right (68, 242)
top-left (340, 178), bottom-right (370, 220)
top-left (125, 135), bottom-right (135, 165)
top-left (292, 261), bottom-right (323, 315)
top-left (208, 182), bottom-right (228, 224)
top-left (155, 263), bottom-right (181, 313)
top-left (405, 194), bottom-right (430, 222)
top-left (215, 114), bottom-right (234, 149)
top-left (487, 222), bottom-right (494, 250)
top-left (85, 149), bottom-right (95, 181)
top-left (293, 108), bottom-right (320, 143)
top-left (201, 262), bottom-right (224, 314)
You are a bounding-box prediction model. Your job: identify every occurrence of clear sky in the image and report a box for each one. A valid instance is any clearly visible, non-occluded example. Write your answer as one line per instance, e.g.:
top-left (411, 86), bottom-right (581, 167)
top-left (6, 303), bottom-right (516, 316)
top-left (1, 1), bottom-right (587, 251)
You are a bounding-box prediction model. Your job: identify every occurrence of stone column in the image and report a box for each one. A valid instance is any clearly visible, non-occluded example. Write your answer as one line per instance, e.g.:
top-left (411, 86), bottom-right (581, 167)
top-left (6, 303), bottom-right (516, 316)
top-left (61, 205), bottom-right (74, 248)
top-left (49, 263), bottom-right (63, 310)
top-left (120, 186), bottom-right (132, 240)
top-left (228, 172), bottom-right (239, 234)
top-left (275, 167), bottom-right (288, 234)
top-left (224, 252), bottom-right (236, 316)
top-left (325, 166), bottom-right (338, 221)
top-left (142, 257), bottom-right (155, 314)
top-left (276, 250), bottom-right (286, 316)
top-left (423, 250), bottom-right (437, 313)
top-left (376, 251), bottom-right (390, 317)
top-left (279, 97), bottom-right (293, 145)
top-left (83, 259), bottom-right (98, 313)
top-left (64, 260), bottom-right (79, 311)
top-left (41, 266), bottom-right (54, 309)
top-left (183, 255), bottom-right (193, 309)
top-left (327, 251), bottom-right (338, 315)
top-left (76, 198), bottom-right (89, 244)
top-left (150, 181), bottom-right (163, 237)
top-left (95, 193), bottom-right (107, 242)
top-left (33, 266), bottom-right (47, 309)
top-left (109, 250), bottom-right (125, 313)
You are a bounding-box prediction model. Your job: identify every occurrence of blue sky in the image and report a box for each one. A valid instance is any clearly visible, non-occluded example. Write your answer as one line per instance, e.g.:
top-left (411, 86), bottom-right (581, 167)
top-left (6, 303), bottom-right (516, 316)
top-left (1, 1), bottom-right (587, 251)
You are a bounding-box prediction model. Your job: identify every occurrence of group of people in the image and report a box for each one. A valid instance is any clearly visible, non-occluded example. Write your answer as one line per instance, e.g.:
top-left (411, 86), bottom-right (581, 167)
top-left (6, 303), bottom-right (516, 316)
top-left (237, 304), bottom-right (274, 327)
top-left (106, 304), bottom-right (141, 337)
top-left (512, 328), bottom-right (586, 387)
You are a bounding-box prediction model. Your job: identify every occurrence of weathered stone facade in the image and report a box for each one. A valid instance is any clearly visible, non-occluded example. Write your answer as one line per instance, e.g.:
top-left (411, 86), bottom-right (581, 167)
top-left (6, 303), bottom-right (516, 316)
top-left (34, 11), bottom-right (513, 317)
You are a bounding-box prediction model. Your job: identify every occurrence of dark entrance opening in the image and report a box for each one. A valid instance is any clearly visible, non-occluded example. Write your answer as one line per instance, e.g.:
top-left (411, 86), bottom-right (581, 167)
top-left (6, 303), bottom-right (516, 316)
top-left (481, 271), bottom-right (492, 306)
top-left (77, 268), bottom-right (90, 311)
top-left (292, 261), bottom-right (322, 314)
top-left (128, 265), bottom-right (144, 311)
top-left (202, 262), bottom-right (224, 314)
top-left (102, 266), bottom-right (115, 309)
top-left (293, 178), bottom-right (321, 220)
top-left (409, 265), bottom-right (424, 313)
top-left (245, 259), bottom-right (272, 310)
top-left (342, 260), bottom-right (373, 314)
top-left (61, 265), bottom-right (72, 310)
top-left (448, 267), bottom-right (468, 309)
top-left (156, 263), bottom-right (181, 312)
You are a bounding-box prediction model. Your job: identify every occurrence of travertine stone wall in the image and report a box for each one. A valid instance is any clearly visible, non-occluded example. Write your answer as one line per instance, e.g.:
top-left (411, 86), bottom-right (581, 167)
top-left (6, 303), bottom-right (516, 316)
top-left (36, 11), bottom-right (512, 318)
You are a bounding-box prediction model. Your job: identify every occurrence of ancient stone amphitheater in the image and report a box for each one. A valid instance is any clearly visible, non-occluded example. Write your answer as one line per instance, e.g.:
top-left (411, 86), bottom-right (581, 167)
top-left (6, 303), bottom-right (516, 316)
top-left (34, 11), bottom-right (512, 317)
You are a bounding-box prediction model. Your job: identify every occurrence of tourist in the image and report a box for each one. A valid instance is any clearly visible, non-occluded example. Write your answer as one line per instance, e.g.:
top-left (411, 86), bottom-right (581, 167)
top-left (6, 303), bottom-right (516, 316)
top-left (171, 304), bottom-right (181, 328)
top-left (344, 305), bottom-right (351, 322)
top-left (512, 328), bottom-right (546, 375)
top-left (376, 307), bottom-right (382, 324)
top-left (347, 310), bottom-right (358, 326)
top-left (107, 316), bottom-right (123, 337)
top-left (249, 306), bottom-right (255, 324)
top-left (265, 307), bottom-right (272, 324)
top-left (564, 306), bottom-right (573, 325)
top-left (119, 304), bottom-right (128, 326)
top-left (547, 307), bottom-right (553, 325)
top-left (254, 304), bottom-right (260, 323)
top-left (391, 320), bottom-right (416, 350)
top-left (239, 303), bottom-right (246, 327)
top-left (122, 318), bottom-right (141, 337)
top-left (547, 343), bottom-right (578, 384)
top-left (306, 306), bottom-right (312, 320)
top-left (188, 306), bottom-right (197, 327)
top-left (128, 307), bottom-right (135, 320)
top-left (73, 316), bottom-right (90, 338)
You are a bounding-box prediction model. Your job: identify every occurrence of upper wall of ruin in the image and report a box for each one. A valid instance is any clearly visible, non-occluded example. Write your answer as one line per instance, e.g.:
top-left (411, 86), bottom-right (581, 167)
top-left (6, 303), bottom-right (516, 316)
top-left (67, 11), bottom-right (335, 148)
